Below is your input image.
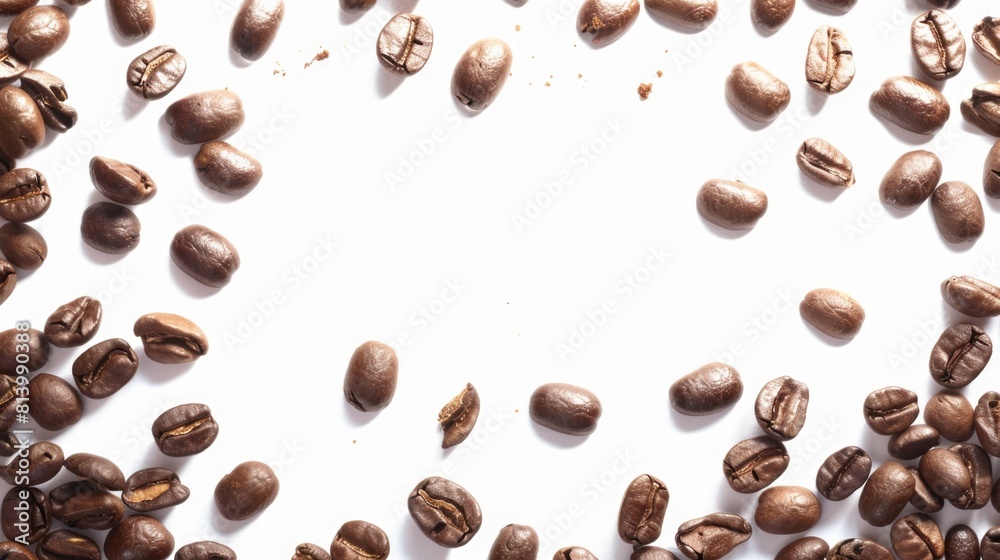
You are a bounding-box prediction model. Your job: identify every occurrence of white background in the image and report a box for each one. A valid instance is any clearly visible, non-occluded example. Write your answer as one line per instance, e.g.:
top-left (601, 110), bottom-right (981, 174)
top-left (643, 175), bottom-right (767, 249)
top-left (4, 0), bottom-right (1000, 557)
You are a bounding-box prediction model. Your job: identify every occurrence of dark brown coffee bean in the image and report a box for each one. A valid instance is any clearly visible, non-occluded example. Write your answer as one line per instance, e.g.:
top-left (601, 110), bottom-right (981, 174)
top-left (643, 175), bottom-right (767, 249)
top-left (924, 391), bottom-right (974, 442)
top-left (800, 288), bottom-right (864, 339)
top-left (929, 324), bottom-right (991, 389)
top-left (985, 140), bottom-right (1000, 198)
top-left (925, 0), bottom-right (958, 6)
top-left (942, 276), bottom-right (1000, 317)
top-left (725, 61), bottom-right (790, 122)
top-left (0, 374), bottom-right (16, 432)
top-left (754, 486), bottom-right (821, 535)
top-left (870, 76), bottom-right (950, 135)
top-left (63, 452), bottom-right (124, 491)
top-left (776, 537), bottom-right (828, 560)
top-left (175, 541), bottom-right (237, 560)
top-left (164, 90), bottom-right (245, 144)
top-left (343, 340), bottom-right (398, 412)
top-left (28, 373), bottom-right (81, 431)
top-left (930, 181), bottom-right (984, 243)
top-left (751, 0), bottom-right (793, 30)
top-left (0, 0), bottom-right (37, 16)
top-left (108, 0), bottom-right (155, 40)
top-left (669, 362), bottom-right (742, 416)
top-left (755, 376), bottom-right (808, 441)
top-left (912, 10), bottom-right (965, 80)
top-left (918, 447), bottom-right (971, 501)
top-left (631, 546), bottom-right (678, 560)
top-left (231, 0), bottom-right (284, 61)
top-left (2, 486), bottom-right (49, 543)
top-left (81, 202), bottom-right (140, 254)
top-left (296, 543), bottom-right (332, 560)
top-left (0, 222), bottom-right (45, 270)
top-left (530, 382), bottom-right (602, 436)
top-left (0, 441), bottom-right (61, 485)
top-left (946, 525), bottom-right (979, 560)
top-left (890, 513), bottom-right (944, 560)
top-left (0, 432), bottom-right (23, 457)
top-left (578, 0), bottom-right (640, 44)
top-left (439, 382), bottom-right (479, 448)
top-left (48, 481), bottom-right (124, 530)
top-left (0, 259), bottom-right (15, 306)
top-left (19, 69), bottom-right (75, 132)
top-left (408, 476), bottom-right (481, 548)
top-left (170, 224), bottom-right (240, 288)
top-left (38, 529), bottom-right (101, 560)
top-left (152, 403), bottom-right (219, 456)
top-left (0, 85), bottom-right (44, 159)
top-left (695, 179), bottom-right (768, 230)
top-left (805, 25), bottom-right (853, 95)
top-left (71, 338), bottom-right (138, 399)
top-left (826, 538), bottom-right (893, 560)
top-left (488, 524), bottom-right (538, 560)
top-left (816, 446), bottom-right (871, 501)
top-left (451, 39), bottom-right (512, 111)
top-left (104, 515), bottom-right (173, 560)
top-left (0, 541), bottom-right (37, 560)
top-left (864, 386), bottom-right (918, 435)
top-left (994, 477), bottom-right (1000, 513)
top-left (644, 0), bottom-right (717, 29)
top-left (797, 138), bottom-right (855, 188)
top-left (723, 435), bottom-right (788, 493)
top-left (0, 33), bottom-right (30, 87)
top-left (975, 391), bottom-right (1000, 456)
top-left (858, 461), bottom-right (914, 527)
top-left (329, 520), bottom-right (390, 560)
top-left (122, 467), bottom-right (189, 512)
top-left (194, 141), bottom-right (263, 196)
top-left (949, 442), bottom-right (992, 509)
top-left (974, 17), bottom-right (1000, 66)
top-left (880, 150), bottom-right (942, 209)
top-left (8, 5), bottom-right (69, 62)
top-left (618, 474), bottom-right (669, 546)
top-left (0, 167), bottom-right (50, 222)
top-left (126, 45), bottom-right (185, 100)
top-left (44, 296), bottom-right (102, 348)
top-left (339, 0), bottom-right (373, 13)
top-left (133, 312), bottom-right (208, 364)
top-left (89, 156), bottom-right (156, 204)
top-left (554, 547), bottom-right (598, 559)
top-left (908, 466), bottom-right (944, 513)
top-left (984, 529), bottom-right (1000, 560)
top-left (214, 460), bottom-right (278, 520)
top-left (961, 83), bottom-right (1000, 137)
top-left (376, 13), bottom-right (433, 75)
top-left (675, 512), bottom-right (751, 560)
top-left (887, 424), bottom-right (940, 460)
top-left (0, 327), bottom-right (48, 374)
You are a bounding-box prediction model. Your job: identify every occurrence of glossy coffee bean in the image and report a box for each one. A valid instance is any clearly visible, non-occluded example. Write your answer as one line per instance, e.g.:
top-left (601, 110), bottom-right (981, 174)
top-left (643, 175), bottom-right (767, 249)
top-left (89, 156), bottom-right (156, 204)
top-left (826, 538), bottom-right (893, 560)
top-left (695, 179), bottom-right (768, 230)
top-left (194, 141), bottom-right (262, 196)
top-left (755, 376), bottom-right (808, 440)
top-left (451, 39), bottom-right (512, 111)
top-left (439, 382), bottom-right (479, 448)
top-left (376, 13), bottom-right (433, 75)
top-left (488, 524), bottom-right (538, 560)
top-left (0, 33), bottom-right (29, 87)
top-left (754, 486), bottom-right (821, 534)
top-left (343, 341), bottom-right (398, 412)
top-left (949, 443), bottom-right (992, 509)
top-left (918, 447), bottom-right (970, 501)
top-left (644, 0), bottom-right (717, 29)
top-left (48, 481), bottom-right (124, 530)
top-left (858, 461), bottom-right (914, 527)
top-left (0, 85), bottom-right (44, 160)
top-left (174, 541), bottom-right (236, 560)
top-left (674, 513), bottom-right (751, 560)
top-left (974, 17), bottom-right (1000, 66)
top-left (800, 288), bottom-right (864, 339)
top-left (28, 373), bottom-right (82, 431)
top-left (339, 0), bottom-right (373, 13)
top-left (133, 312), bottom-right (208, 364)
top-left (43, 296), bottom-right (101, 349)
top-left (924, 390), bottom-right (974, 441)
top-left (929, 324), bottom-right (991, 389)
top-left (578, 0), bottom-right (640, 45)
top-left (887, 424), bottom-right (939, 460)
top-left (0, 260), bottom-right (15, 306)
top-left (20, 69), bottom-right (75, 132)
top-left (942, 275), bottom-right (1000, 317)
top-left (930, 181), bottom-right (984, 243)
top-left (908, 466), bottom-right (944, 513)
top-left (985, 140), bottom-right (1000, 198)
top-left (164, 90), bottom-right (245, 144)
top-left (776, 537), bottom-right (828, 560)
top-left (0, 432), bottom-right (24, 457)
top-left (796, 138), bottom-right (855, 188)
top-left (170, 224), bottom-right (240, 288)
top-left (81, 202), bottom-right (140, 254)
top-left (38, 529), bottom-right (101, 560)
top-left (725, 61), bottom-right (790, 122)
top-left (0, 167), bottom-right (50, 222)
top-left (946, 525), bottom-right (979, 560)
top-left (0, 222), bottom-right (45, 270)
top-left (529, 382), bottom-right (602, 435)
top-left (408, 476), bottom-right (481, 548)
top-left (122, 467), bottom-right (189, 512)
top-left (618, 474), bottom-right (669, 546)
top-left (669, 362), bottom-right (742, 416)
top-left (880, 150), bottom-right (942, 209)
top-left (0, 326), bottom-right (48, 373)
top-left (631, 546), bottom-right (678, 560)
top-left (104, 515), bottom-right (173, 560)
top-left (816, 446), bottom-right (871, 501)
top-left (723, 435), bottom-right (788, 493)
top-left (555, 547), bottom-right (598, 560)
top-left (108, 0), bottom-right (155, 40)
top-left (329, 520), bottom-right (390, 560)
top-left (961, 83), bottom-right (1000, 136)
top-left (1, 486), bottom-right (49, 543)
top-left (974, 391), bottom-right (1000, 456)
top-left (231, 0), bottom-right (284, 61)
top-left (864, 386), bottom-right (918, 435)
top-left (0, 376), bottom-right (16, 432)
top-left (126, 45), bottom-right (185, 100)
top-left (870, 75), bottom-right (950, 135)
top-left (71, 338), bottom-right (138, 398)
top-left (751, 0), bottom-right (793, 31)
top-left (0, 441), bottom-right (61, 485)
top-left (890, 513), bottom-right (944, 560)
top-left (912, 10), bottom-right (965, 80)
top-left (152, 403), bottom-right (219, 456)
top-left (984, 529), bottom-right (1000, 560)
top-left (805, 25), bottom-right (853, 94)
top-left (8, 5), bottom-right (69, 62)
top-left (0, 0), bottom-right (37, 16)
top-left (294, 543), bottom-right (331, 560)
top-left (63, 452), bottom-right (125, 491)
top-left (214, 461), bottom-right (279, 520)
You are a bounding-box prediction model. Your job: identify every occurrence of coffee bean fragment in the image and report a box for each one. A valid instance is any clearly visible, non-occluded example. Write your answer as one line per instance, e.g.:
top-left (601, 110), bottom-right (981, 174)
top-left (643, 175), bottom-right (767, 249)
top-left (911, 9), bottom-right (965, 80)
top-left (214, 460), bottom-right (279, 520)
top-left (555, 547), bottom-right (598, 559)
top-left (451, 39), bottom-right (512, 111)
top-left (439, 383), bottom-right (479, 448)
top-left (984, 140), bottom-right (1000, 198)
top-left (407, 476), bottom-right (482, 548)
top-left (722, 435), bottom-right (788, 493)
top-left (632, 546), bottom-right (678, 560)
top-left (805, 25), bottom-right (853, 95)
top-left (870, 75), bottom-right (950, 135)
top-left (376, 13), bottom-right (433, 75)
top-left (343, 341), bottom-right (398, 412)
top-left (80, 202), bottom-right (140, 254)
top-left (293, 543), bottom-right (331, 560)
top-left (0, 260), bottom-right (15, 306)
top-left (725, 61), bottom-right (790, 122)
top-left (0, 0), bottom-right (37, 16)
top-left (983, 529), bottom-right (1000, 560)
top-left (529, 382), bottom-right (602, 435)
top-left (880, 150), bottom-right (942, 209)
top-left (669, 362), bottom-right (742, 416)
top-left (0, 33), bottom-right (29, 87)
top-left (0, 167), bottom-right (50, 222)
top-left (816, 446), bottom-right (871, 501)
top-left (941, 275), bottom-right (1000, 317)
top-left (329, 520), bottom-right (390, 560)
top-left (89, 156), bottom-right (156, 205)
top-left (126, 45), bottom-right (185, 100)
top-left (695, 179), bottom-right (767, 230)
top-left (796, 138), bottom-right (855, 188)
top-left (133, 312), bottom-right (208, 364)
top-left (675, 512), bottom-right (751, 560)
top-left (800, 288), bottom-right (864, 339)
top-left (975, 391), bottom-right (1000, 456)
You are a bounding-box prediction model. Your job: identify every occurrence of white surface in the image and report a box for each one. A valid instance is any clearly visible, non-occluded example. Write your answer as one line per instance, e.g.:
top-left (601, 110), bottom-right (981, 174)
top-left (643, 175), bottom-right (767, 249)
top-left (4, 0), bottom-right (1000, 557)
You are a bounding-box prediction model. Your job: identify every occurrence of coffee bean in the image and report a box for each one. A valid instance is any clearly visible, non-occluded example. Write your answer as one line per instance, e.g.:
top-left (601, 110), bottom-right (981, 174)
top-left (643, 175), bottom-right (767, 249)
top-left (912, 10), bottom-right (965, 80)
top-left (796, 138), bottom-right (855, 188)
top-left (81, 202), bottom-right (140, 254)
top-left (974, 17), bottom-right (1000, 66)
top-left (194, 140), bottom-right (263, 196)
top-left (0, 222), bottom-right (45, 270)
top-left (104, 515), bottom-right (173, 560)
top-left (631, 546), bottom-right (678, 560)
top-left (776, 536), bottom-right (828, 560)
top-left (925, 0), bottom-right (958, 6)
top-left (408, 476), bottom-right (481, 548)
top-left (974, 391), bottom-right (1000, 456)
top-left (858, 461), bottom-right (914, 527)
top-left (887, 424), bottom-right (940, 460)
top-left (669, 362), bottom-right (742, 416)
top-left (0, 85), bottom-right (44, 159)
top-left (43, 296), bottom-right (101, 349)
top-left (618, 474), bottom-right (669, 546)
top-left (231, 0), bottom-right (284, 61)
top-left (695, 179), bottom-right (768, 230)
top-left (8, 5), bottom-right (69, 61)
top-left (152, 403), bottom-right (219, 456)
top-left (0, 376), bottom-right (18, 431)
top-left (984, 529), bottom-right (1000, 560)
top-left (376, 13), bottom-right (433, 75)
top-left (805, 25), bottom-right (853, 95)
top-left (48, 480), bottom-right (124, 530)
top-left (174, 541), bottom-right (237, 560)
top-left (170, 224), bottom-right (240, 288)
top-left (578, 0), bottom-right (640, 44)
top-left (295, 543), bottom-right (332, 560)
top-left (879, 150), bottom-right (942, 209)
top-left (89, 156), bottom-right (156, 204)
top-left (722, 435), bottom-right (788, 493)
top-left (809, 0), bottom-right (856, 11)
top-left (19, 69), bottom-right (75, 132)
top-left (826, 538), bottom-right (893, 560)
top-left (108, 0), bottom-right (155, 40)
top-left (800, 288), bottom-right (864, 339)
top-left (754, 486), bottom-right (821, 534)
top-left (930, 181), bottom-right (984, 243)
top-left (28, 373), bottom-right (82, 431)
top-left (924, 390), bottom-right (974, 441)
top-left (870, 76), bottom-right (950, 135)
top-left (961, 83), bottom-right (1000, 136)
top-left (985, 140), bottom-right (1000, 198)
top-left (126, 45), bottom-right (185, 100)
top-left (755, 376), bottom-right (808, 440)
top-left (63, 452), bottom-right (125, 490)
top-left (556, 547), bottom-right (598, 559)
top-left (949, 442), bottom-right (992, 509)
top-left (38, 529), bottom-right (101, 560)
top-left (918, 447), bottom-right (970, 501)
top-left (942, 275), bottom-right (1000, 317)
top-left (929, 324), bottom-right (990, 390)
top-left (122, 467), bottom-right (189, 512)
top-left (164, 90), bottom-right (245, 144)
top-left (994, 477), bottom-right (1000, 513)
top-left (439, 382), bottom-right (479, 448)
top-left (0, 432), bottom-right (24, 456)
top-left (451, 39), bottom-right (512, 111)
top-left (644, 0), bottom-right (717, 29)
top-left (0, 441), bottom-right (61, 485)
top-left (0, 0), bottom-right (37, 16)
top-left (817, 446), bottom-right (872, 500)
top-left (946, 525), bottom-right (979, 560)
top-left (908, 466), bottom-right (944, 513)
top-left (133, 312), bottom-right (208, 364)
top-left (725, 61), bottom-right (790, 122)
top-left (339, 0), bottom-right (373, 13)
top-left (71, 338), bottom-right (138, 398)
top-left (529, 382), bottom-right (602, 435)
top-left (890, 513), bottom-right (944, 560)
top-left (674, 512), bottom-right (751, 560)
top-left (751, 0), bottom-right (793, 31)
top-left (0, 326), bottom-right (47, 373)
top-left (0, 167), bottom-right (50, 222)
top-left (343, 341), bottom-right (398, 412)
top-left (214, 460), bottom-right (278, 520)
top-left (0, 259), bottom-right (15, 305)
top-left (1, 486), bottom-right (49, 543)
top-left (488, 524), bottom-right (538, 560)
top-left (0, 33), bottom-right (30, 87)
top-left (864, 387), bottom-right (919, 436)
top-left (329, 520), bottom-right (390, 560)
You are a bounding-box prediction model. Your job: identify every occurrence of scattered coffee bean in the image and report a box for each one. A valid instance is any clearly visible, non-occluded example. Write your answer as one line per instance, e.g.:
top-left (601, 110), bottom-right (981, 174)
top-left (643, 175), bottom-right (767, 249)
top-left (858, 461), bottom-right (914, 527)
top-left (644, 0), bottom-right (717, 29)
top-left (28, 373), bottom-right (82, 431)
top-left (925, 0), bottom-right (958, 6)
top-left (618, 474), bottom-right (669, 546)
top-left (0, 260), bottom-right (15, 305)
top-left (488, 524), bottom-right (538, 560)
top-left (578, 0), bottom-right (640, 44)
top-left (930, 181), bottom-right (984, 243)
top-left (0, 85), bottom-right (45, 159)
top-left (0, 0), bottom-right (37, 16)
top-left (961, 83), bottom-right (1000, 136)
top-left (919, 447), bottom-right (970, 501)
top-left (695, 179), bottom-right (768, 230)
top-left (108, 0), bottom-right (155, 40)
top-left (439, 382), bottom-right (479, 448)
top-left (0, 539), bottom-right (33, 559)
top-left (8, 5), bottom-right (69, 61)
top-left (152, 403), bottom-right (219, 456)
top-left (0, 376), bottom-right (15, 431)
top-left (929, 324), bottom-right (991, 389)
top-left (62, 452), bottom-right (125, 490)
top-left (751, 0), bottom-right (793, 31)
top-left (1, 486), bottom-right (48, 543)
top-left (408, 476), bottom-right (481, 548)
top-left (170, 224), bottom-right (240, 288)
top-left (949, 442), bottom-right (992, 509)
top-left (816, 446), bottom-right (871, 501)
top-left (343, 340), bottom-right (398, 412)
top-left (924, 390), bottom-right (974, 441)
top-left (48, 480), bottom-right (124, 530)
top-left (0, 222), bottom-right (45, 270)
top-left (826, 538), bottom-right (893, 560)
top-left (754, 376), bottom-right (808, 441)
top-left (329, 520), bottom-right (390, 560)
top-left (0, 33), bottom-right (29, 87)
top-left (796, 138), bottom-right (855, 188)
top-left (994, 477), bottom-right (1000, 513)
top-left (674, 513), bottom-right (751, 560)
top-left (722, 435), bottom-right (788, 493)
top-left (870, 75), bottom-right (950, 135)
top-left (339, 0), bottom-right (374, 13)
top-left (809, 0), bottom-right (856, 12)
top-left (19, 69), bottom-right (75, 133)
top-left (81, 202), bottom-right (140, 254)
top-left (231, 0), bottom-right (284, 61)
top-left (376, 13), bottom-right (433, 75)
top-left (805, 25), bottom-right (853, 94)
top-left (294, 543), bottom-right (330, 560)
top-left (942, 275), bottom-right (1000, 317)
top-left (800, 288), bottom-right (864, 339)
top-left (214, 460), bottom-right (279, 520)
top-left (984, 529), bottom-right (1000, 560)
top-left (38, 529), bottom-right (101, 560)
top-left (89, 156), bottom-right (156, 204)
top-left (71, 338), bottom-right (138, 398)
top-left (43, 296), bottom-right (101, 348)
top-left (879, 150), bottom-right (942, 209)
top-left (946, 525), bottom-right (979, 560)
top-left (908, 466), bottom-right (944, 513)
top-left (725, 61), bottom-right (790, 122)
top-left (0, 432), bottom-right (22, 457)
top-left (122, 467), bottom-right (189, 512)
top-left (103, 515), bottom-right (173, 560)
top-left (974, 17), bottom-right (1000, 66)
top-left (0, 167), bottom-right (50, 222)
top-left (912, 10), bottom-right (965, 80)
top-left (975, 391), bottom-right (1000, 456)
top-left (0, 440), bottom-right (61, 485)
top-left (864, 387), bottom-right (919, 435)
top-left (0, 326), bottom-right (48, 373)
top-left (164, 89), bottom-right (245, 144)
top-left (985, 140), bottom-right (1000, 198)
top-left (126, 45), bottom-right (185, 100)
top-left (775, 536), bottom-right (828, 560)
top-left (890, 513), bottom-right (944, 560)
top-left (529, 382), bottom-right (602, 435)
top-left (133, 312), bottom-right (208, 364)
top-left (631, 546), bottom-right (678, 560)
top-left (754, 486), bottom-right (821, 535)
top-left (451, 39), bottom-right (512, 111)
top-left (888, 424), bottom-right (939, 460)
top-left (669, 362), bottom-right (742, 416)
top-left (194, 140), bottom-right (263, 196)
top-left (174, 541), bottom-right (237, 560)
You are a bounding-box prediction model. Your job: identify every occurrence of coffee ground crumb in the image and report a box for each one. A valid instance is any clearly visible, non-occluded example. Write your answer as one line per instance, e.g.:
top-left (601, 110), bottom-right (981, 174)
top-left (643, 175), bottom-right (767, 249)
top-left (304, 49), bottom-right (330, 69)
top-left (657, 70), bottom-right (663, 78)
top-left (638, 83), bottom-right (652, 99)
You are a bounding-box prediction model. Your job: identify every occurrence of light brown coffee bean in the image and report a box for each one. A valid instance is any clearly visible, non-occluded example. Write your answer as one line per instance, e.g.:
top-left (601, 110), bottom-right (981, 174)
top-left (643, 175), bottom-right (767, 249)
top-left (644, 0), bottom-right (717, 29)
top-left (931, 181), bottom-right (984, 243)
top-left (194, 141), bottom-right (262, 196)
top-left (858, 461), bottom-right (915, 527)
top-left (805, 25), bottom-right (853, 95)
top-left (870, 76), bottom-right (950, 135)
top-left (754, 486), bottom-right (821, 534)
top-left (725, 61), bottom-right (790, 122)
top-left (133, 312), bottom-right (208, 364)
top-left (941, 275), bottom-right (1000, 317)
top-left (974, 17), bottom-right (1000, 66)
top-left (796, 138), bottom-right (855, 188)
top-left (879, 150), bottom-right (942, 209)
top-left (912, 10), bottom-right (966, 80)
top-left (961, 83), bottom-right (1000, 137)
top-left (799, 288), bottom-right (864, 339)
top-left (695, 179), bottom-right (768, 230)
top-left (751, 0), bottom-right (794, 31)
top-left (451, 39), bottom-right (512, 111)
top-left (578, 0), bottom-right (640, 45)
top-left (984, 140), bottom-right (1000, 198)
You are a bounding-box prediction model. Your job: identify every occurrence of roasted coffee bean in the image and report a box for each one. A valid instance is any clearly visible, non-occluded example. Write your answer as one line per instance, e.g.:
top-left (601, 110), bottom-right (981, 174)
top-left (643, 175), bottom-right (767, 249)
top-left (675, 513), bottom-right (751, 560)
top-left (949, 443), bottom-right (992, 509)
top-left (173, 541), bottom-right (237, 560)
top-left (529, 382), bottom-right (602, 435)
top-left (984, 529), bottom-right (1000, 560)
top-left (89, 156), bottom-right (156, 204)
top-left (408, 476), bottom-right (481, 548)
top-left (122, 467), bottom-right (189, 512)
top-left (294, 543), bottom-right (332, 560)
top-left (0, 222), bottom-right (45, 270)
top-left (0, 167), bottom-right (49, 222)
top-left (618, 474), bottom-right (669, 546)
top-left (8, 5), bottom-right (69, 61)
top-left (0, 0), bottom-right (37, 16)
top-left (108, 0), bottom-right (155, 40)
top-left (152, 403), bottom-right (219, 456)
top-left (376, 13), bottom-right (433, 75)
top-left (994, 478), bottom-right (1000, 513)
top-left (929, 324), bottom-right (991, 389)
top-left (858, 461), bottom-right (914, 527)
top-left (930, 181), bottom-right (984, 243)
top-left (164, 90), bottom-right (245, 144)
top-left (0, 85), bottom-right (44, 159)
top-left (578, 0), bottom-right (639, 44)
top-left (985, 140), bottom-right (1000, 198)
top-left (974, 391), bottom-right (1000, 456)
top-left (104, 515), bottom-right (173, 560)
top-left (133, 312), bottom-right (208, 364)
top-left (826, 538), bottom-right (893, 560)
top-left (725, 61), bottom-right (790, 122)
top-left (870, 76), bottom-right (950, 135)
top-left (0, 326), bottom-right (47, 373)
top-left (126, 45), bottom-right (185, 100)
top-left (925, 390), bottom-right (974, 442)
top-left (0, 541), bottom-right (36, 559)
top-left (0, 33), bottom-right (30, 87)
top-left (631, 546), bottom-right (678, 560)
top-left (925, 0), bottom-right (958, 6)
top-left (754, 376), bottom-right (808, 441)
top-left (946, 525), bottom-right (979, 560)
top-left (2, 486), bottom-right (48, 543)
top-left (722, 435), bottom-right (788, 493)
top-left (488, 524), bottom-right (538, 560)
top-left (0, 432), bottom-right (23, 456)
top-left (556, 547), bottom-right (598, 559)
top-left (339, 0), bottom-right (373, 13)
top-left (908, 466), bottom-right (944, 513)
top-left (796, 138), bottom-right (855, 188)
top-left (800, 288), bottom-right (864, 339)
top-left (214, 460), bottom-right (278, 520)
top-left (961, 83), bottom-right (1000, 136)
top-left (644, 0), bottom-right (717, 29)
top-left (887, 424), bottom-right (940, 460)
top-left (816, 446), bottom-right (871, 500)
top-left (805, 25), bottom-right (853, 95)
top-left (0, 259), bottom-right (15, 306)
top-left (974, 17), bottom-right (1000, 66)
top-left (919, 447), bottom-right (970, 501)
top-left (194, 141), bottom-right (262, 196)
top-left (912, 10), bottom-right (965, 80)
top-left (864, 386), bottom-right (918, 435)
top-left (329, 520), bottom-right (390, 560)
top-left (28, 373), bottom-right (81, 431)
top-left (0, 375), bottom-right (16, 431)
top-left (942, 276), bottom-right (1000, 317)
top-left (754, 486), bottom-right (821, 535)
top-left (809, 0), bottom-right (856, 11)
top-left (880, 150), bottom-right (942, 209)
top-left (72, 338), bottom-right (138, 398)
top-left (20, 69), bottom-right (75, 132)
top-left (343, 341), bottom-right (398, 412)
top-left (38, 529), bottom-right (101, 560)
top-left (439, 382), bottom-right (479, 448)
top-left (43, 296), bottom-right (101, 348)
top-left (890, 513), bottom-right (944, 560)
top-left (81, 202), bottom-right (140, 254)
top-left (695, 179), bottom-right (768, 230)
top-left (451, 39), bottom-right (512, 111)
top-left (751, 0), bottom-right (793, 30)
top-left (63, 452), bottom-right (125, 491)
top-left (48, 481), bottom-right (124, 530)
top-left (231, 0), bottom-right (284, 61)
top-left (669, 362), bottom-right (742, 416)
top-left (776, 537), bottom-right (828, 560)
top-left (171, 225), bottom-right (240, 288)
top-left (0, 441), bottom-right (61, 485)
